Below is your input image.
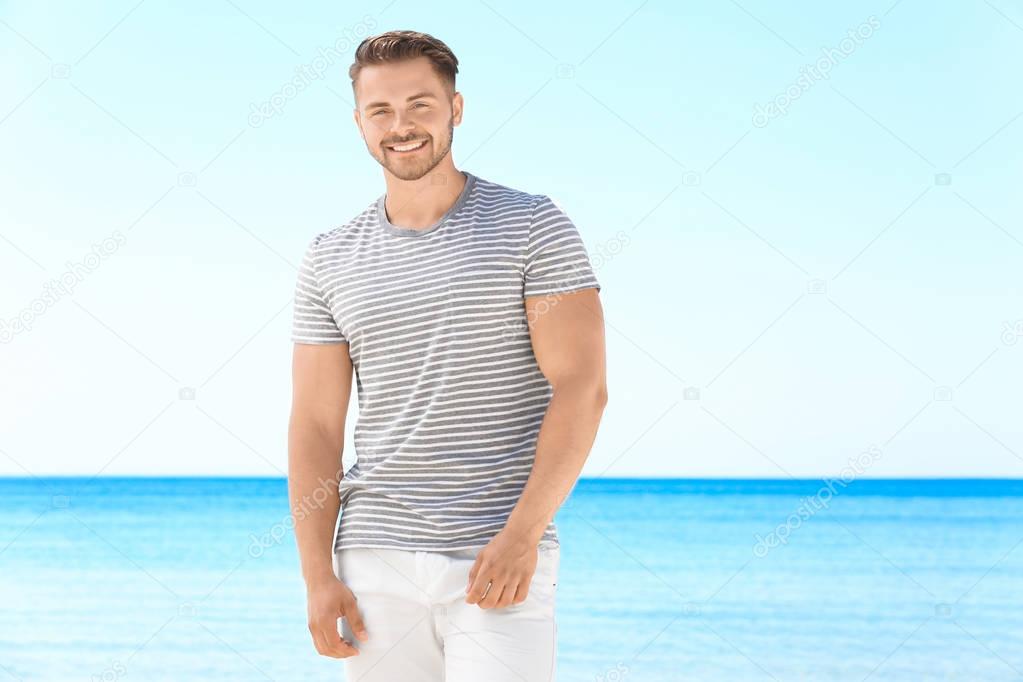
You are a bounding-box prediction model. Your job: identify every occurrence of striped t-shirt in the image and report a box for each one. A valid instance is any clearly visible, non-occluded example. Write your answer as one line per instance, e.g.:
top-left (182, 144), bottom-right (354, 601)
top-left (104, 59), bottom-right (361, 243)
top-left (291, 170), bottom-right (601, 552)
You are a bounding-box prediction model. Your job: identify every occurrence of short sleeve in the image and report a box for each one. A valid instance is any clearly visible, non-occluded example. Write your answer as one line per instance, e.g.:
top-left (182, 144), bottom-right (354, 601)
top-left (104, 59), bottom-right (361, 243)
top-left (291, 234), bottom-right (347, 344)
top-left (523, 195), bottom-right (602, 298)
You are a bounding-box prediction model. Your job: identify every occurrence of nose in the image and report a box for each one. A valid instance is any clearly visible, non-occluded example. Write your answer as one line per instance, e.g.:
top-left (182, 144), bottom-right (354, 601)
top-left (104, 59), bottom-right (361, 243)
top-left (389, 110), bottom-right (416, 138)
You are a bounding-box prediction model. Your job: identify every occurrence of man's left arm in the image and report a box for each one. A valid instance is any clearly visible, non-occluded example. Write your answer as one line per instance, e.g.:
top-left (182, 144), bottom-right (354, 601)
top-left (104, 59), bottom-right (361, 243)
top-left (465, 287), bottom-right (607, 608)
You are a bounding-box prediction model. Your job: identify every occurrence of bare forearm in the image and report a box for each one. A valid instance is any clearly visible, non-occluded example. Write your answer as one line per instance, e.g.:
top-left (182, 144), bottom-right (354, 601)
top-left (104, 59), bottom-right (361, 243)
top-left (288, 418), bottom-right (344, 587)
top-left (504, 378), bottom-right (607, 544)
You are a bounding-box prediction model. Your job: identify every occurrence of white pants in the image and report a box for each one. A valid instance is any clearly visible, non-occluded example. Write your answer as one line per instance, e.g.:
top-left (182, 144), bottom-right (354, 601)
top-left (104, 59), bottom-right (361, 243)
top-left (332, 542), bottom-right (560, 681)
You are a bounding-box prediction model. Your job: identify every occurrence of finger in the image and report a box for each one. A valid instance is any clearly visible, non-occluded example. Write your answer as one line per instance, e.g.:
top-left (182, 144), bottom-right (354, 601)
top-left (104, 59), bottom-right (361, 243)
top-left (309, 626), bottom-right (329, 656)
top-left (491, 580), bottom-right (515, 609)
top-left (342, 600), bottom-right (370, 643)
top-left (465, 576), bottom-right (486, 604)
top-left (512, 581), bottom-right (529, 605)
top-left (315, 621), bottom-right (359, 658)
top-left (465, 557), bottom-right (481, 594)
top-left (310, 627), bottom-right (343, 659)
top-left (325, 625), bottom-right (361, 658)
top-left (479, 580), bottom-right (506, 609)
top-left (499, 582), bottom-right (522, 608)
top-left (465, 567), bottom-right (490, 604)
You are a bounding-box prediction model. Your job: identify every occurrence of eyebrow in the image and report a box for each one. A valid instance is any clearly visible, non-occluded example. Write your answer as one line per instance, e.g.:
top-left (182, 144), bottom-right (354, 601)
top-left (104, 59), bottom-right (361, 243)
top-left (364, 92), bottom-right (437, 111)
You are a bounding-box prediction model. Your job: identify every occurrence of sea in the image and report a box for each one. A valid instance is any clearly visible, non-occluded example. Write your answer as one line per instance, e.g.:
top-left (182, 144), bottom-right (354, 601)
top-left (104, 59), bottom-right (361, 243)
top-left (1, 477), bottom-right (1021, 681)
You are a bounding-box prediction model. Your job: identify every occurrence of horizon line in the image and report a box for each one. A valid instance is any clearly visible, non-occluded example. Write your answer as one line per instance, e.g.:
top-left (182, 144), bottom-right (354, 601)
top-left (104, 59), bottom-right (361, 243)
top-left (2, 475), bottom-right (1022, 481)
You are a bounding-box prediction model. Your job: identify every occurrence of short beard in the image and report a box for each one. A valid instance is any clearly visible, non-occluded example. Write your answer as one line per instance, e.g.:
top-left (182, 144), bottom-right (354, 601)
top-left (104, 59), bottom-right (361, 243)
top-left (373, 117), bottom-right (454, 181)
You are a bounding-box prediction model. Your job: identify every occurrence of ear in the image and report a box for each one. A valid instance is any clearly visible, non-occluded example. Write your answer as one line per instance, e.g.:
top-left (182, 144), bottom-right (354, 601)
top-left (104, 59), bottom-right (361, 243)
top-left (352, 109), bottom-right (364, 138)
top-left (452, 91), bottom-right (464, 127)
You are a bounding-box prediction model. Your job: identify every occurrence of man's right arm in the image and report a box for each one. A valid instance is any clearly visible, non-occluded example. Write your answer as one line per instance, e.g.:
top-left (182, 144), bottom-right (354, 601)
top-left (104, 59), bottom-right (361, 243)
top-left (288, 341), bottom-right (368, 658)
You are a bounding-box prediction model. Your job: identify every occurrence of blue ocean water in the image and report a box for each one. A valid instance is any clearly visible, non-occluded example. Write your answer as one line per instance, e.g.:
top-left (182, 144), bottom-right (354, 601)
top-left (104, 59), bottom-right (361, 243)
top-left (1, 477), bottom-right (1021, 681)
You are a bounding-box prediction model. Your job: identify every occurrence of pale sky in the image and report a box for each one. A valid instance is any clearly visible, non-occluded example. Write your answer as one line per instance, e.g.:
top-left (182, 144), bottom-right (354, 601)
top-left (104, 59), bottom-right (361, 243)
top-left (2, 1), bottom-right (1021, 477)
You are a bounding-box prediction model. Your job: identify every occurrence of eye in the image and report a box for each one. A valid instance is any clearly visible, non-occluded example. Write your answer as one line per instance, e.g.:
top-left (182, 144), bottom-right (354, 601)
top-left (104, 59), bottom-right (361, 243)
top-left (413, 102), bottom-right (428, 108)
top-left (371, 110), bottom-right (387, 116)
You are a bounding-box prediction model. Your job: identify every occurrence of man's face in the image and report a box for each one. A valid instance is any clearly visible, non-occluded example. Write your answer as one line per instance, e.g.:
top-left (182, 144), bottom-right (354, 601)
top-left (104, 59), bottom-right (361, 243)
top-left (353, 57), bottom-right (462, 181)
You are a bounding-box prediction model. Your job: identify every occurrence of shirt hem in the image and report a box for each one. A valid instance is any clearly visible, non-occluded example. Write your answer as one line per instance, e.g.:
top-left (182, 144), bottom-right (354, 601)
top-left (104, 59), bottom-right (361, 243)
top-left (333, 537), bottom-right (560, 553)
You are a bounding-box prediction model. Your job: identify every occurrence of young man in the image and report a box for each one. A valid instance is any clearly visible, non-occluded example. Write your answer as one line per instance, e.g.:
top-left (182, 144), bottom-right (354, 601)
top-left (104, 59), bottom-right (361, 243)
top-left (287, 30), bottom-right (607, 681)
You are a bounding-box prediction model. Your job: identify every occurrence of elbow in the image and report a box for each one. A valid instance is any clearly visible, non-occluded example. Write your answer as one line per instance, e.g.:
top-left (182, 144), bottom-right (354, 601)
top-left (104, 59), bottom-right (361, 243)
top-left (553, 374), bottom-right (608, 410)
top-left (591, 377), bottom-right (608, 409)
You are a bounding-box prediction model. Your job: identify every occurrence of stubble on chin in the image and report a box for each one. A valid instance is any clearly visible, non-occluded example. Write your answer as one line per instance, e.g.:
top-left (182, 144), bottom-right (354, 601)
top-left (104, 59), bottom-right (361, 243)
top-left (372, 119), bottom-right (455, 181)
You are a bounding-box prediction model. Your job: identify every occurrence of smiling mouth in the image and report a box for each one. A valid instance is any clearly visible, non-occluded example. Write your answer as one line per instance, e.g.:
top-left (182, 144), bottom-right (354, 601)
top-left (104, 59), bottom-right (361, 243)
top-left (386, 139), bottom-right (428, 153)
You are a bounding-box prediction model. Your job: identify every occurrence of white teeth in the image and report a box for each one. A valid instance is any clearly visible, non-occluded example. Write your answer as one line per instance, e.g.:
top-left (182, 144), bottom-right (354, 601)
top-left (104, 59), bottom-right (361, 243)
top-left (390, 140), bottom-right (426, 152)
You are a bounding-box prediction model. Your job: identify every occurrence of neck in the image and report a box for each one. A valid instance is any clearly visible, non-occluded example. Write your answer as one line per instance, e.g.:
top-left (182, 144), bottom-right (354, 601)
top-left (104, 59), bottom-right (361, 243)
top-left (382, 162), bottom-right (466, 230)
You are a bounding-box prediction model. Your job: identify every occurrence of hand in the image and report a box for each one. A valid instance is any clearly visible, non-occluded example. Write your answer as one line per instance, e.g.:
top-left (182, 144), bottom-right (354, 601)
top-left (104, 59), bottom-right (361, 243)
top-left (306, 575), bottom-right (369, 658)
top-left (464, 530), bottom-right (539, 610)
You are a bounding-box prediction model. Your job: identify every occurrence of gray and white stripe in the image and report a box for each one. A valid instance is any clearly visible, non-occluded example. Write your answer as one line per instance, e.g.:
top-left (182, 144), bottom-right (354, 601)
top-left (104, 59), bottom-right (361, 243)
top-left (291, 170), bottom-right (601, 551)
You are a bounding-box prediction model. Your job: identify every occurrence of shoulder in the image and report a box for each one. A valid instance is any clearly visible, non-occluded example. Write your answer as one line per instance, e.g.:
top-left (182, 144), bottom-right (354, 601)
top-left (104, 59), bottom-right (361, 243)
top-left (474, 175), bottom-right (572, 223)
top-left (302, 199), bottom-right (378, 256)
top-left (469, 173), bottom-right (547, 216)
